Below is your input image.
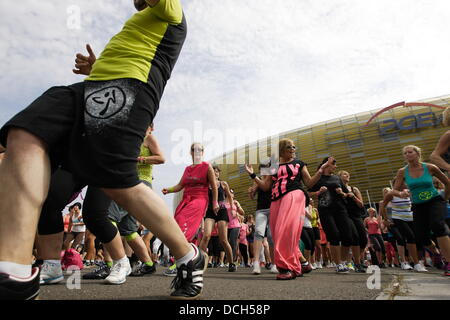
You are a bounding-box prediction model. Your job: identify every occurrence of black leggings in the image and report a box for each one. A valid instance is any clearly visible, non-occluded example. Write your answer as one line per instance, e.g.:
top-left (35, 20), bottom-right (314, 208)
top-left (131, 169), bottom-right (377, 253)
top-left (301, 227), bottom-right (315, 254)
top-left (369, 234), bottom-right (386, 254)
top-left (319, 208), bottom-right (353, 247)
top-left (38, 169), bottom-right (118, 244)
top-left (349, 216), bottom-right (368, 249)
top-left (238, 243), bottom-right (249, 266)
top-left (387, 225), bottom-right (405, 247)
top-left (412, 196), bottom-right (450, 246)
top-left (392, 219), bottom-right (415, 245)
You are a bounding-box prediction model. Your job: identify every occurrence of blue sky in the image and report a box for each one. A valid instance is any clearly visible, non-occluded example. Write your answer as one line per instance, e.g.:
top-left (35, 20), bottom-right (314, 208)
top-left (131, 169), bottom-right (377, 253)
top-left (1, 0), bottom-right (450, 211)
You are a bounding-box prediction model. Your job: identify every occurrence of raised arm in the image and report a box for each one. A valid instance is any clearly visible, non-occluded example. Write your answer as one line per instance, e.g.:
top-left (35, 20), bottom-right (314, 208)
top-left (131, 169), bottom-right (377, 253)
top-left (430, 131), bottom-right (450, 172)
top-left (378, 192), bottom-right (393, 222)
top-left (244, 164), bottom-right (272, 192)
top-left (428, 163), bottom-right (450, 200)
top-left (138, 133), bottom-right (165, 165)
top-left (72, 44), bottom-right (96, 76)
top-left (392, 168), bottom-right (409, 198)
top-left (301, 157), bottom-right (334, 188)
top-left (162, 176), bottom-right (184, 195)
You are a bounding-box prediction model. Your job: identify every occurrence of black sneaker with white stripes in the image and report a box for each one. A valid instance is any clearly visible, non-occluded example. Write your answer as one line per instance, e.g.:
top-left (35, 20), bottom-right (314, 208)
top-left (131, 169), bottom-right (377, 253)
top-left (0, 267), bottom-right (40, 300)
top-left (170, 246), bottom-right (207, 300)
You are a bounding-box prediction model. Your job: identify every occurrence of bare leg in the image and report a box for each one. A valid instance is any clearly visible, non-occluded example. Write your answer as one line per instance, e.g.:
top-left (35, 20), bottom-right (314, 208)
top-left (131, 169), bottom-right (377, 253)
top-left (36, 232), bottom-right (64, 260)
top-left (0, 129), bottom-right (51, 264)
top-left (127, 236), bottom-right (153, 263)
top-left (330, 245), bottom-right (342, 265)
top-left (436, 236), bottom-right (450, 262)
top-left (217, 220), bottom-right (234, 264)
top-left (199, 218), bottom-right (214, 253)
top-left (102, 184), bottom-right (191, 259)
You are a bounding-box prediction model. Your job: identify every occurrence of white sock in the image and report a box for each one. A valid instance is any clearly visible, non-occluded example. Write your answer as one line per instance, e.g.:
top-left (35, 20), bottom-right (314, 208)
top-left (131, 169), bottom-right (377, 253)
top-left (44, 259), bottom-right (61, 265)
top-left (0, 261), bottom-right (31, 278)
top-left (113, 255), bottom-right (129, 266)
top-left (176, 244), bottom-right (197, 267)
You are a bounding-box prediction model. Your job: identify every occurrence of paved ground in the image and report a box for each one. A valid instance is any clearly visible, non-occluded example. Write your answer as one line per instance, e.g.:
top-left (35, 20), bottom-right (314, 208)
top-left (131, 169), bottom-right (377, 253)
top-left (32, 265), bottom-right (448, 319)
top-left (38, 264), bottom-right (418, 300)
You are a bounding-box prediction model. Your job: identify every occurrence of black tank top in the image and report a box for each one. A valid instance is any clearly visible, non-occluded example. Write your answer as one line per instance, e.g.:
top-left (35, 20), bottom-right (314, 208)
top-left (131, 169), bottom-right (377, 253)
top-left (256, 188), bottom-right (271, 210)
top-left (208, 181), bottom-right (225, 209)
top-left (346, 186), bottom-right (363, 218)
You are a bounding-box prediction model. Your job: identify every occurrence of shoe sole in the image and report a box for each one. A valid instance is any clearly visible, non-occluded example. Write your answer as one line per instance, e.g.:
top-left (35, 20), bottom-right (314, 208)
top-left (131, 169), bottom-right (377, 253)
top-left (104, 278), bottom-right (126, 285)
top-left (40, 275), bottom-right (64, 285)
top-left (169, 251), bottom-right (208, 301)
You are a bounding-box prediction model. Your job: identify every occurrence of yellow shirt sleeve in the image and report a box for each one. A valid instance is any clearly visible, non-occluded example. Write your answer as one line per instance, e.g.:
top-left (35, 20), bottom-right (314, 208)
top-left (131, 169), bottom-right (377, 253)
top-left (148, 0), bottom-right (182, 24)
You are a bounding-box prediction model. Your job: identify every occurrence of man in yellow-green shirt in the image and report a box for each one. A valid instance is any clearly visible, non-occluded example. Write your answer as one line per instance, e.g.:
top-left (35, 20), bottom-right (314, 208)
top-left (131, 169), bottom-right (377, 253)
top-left (0, 0), bottom-right (208, 301)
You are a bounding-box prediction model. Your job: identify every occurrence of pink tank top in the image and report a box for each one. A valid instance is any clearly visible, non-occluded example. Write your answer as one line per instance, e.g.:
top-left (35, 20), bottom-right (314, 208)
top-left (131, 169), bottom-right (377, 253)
top-left (227, 202), bottom-right (240, 229)
top-left (367, 218), bottom-right (381, 235)
top-left (181, 161), bottom-right (209, 197)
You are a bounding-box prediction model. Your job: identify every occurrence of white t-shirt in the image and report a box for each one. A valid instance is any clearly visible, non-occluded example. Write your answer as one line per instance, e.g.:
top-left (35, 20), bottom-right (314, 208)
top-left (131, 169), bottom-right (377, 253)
top-left (303, 206), bottom-right (312, 228)
top-left (71, 213), bottom-right (86, 233)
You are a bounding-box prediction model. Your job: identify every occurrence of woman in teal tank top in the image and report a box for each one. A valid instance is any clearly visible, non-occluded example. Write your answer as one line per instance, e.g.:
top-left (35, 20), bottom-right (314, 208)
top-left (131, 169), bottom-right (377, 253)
top-left (393, 145), bottom-right (450, 276)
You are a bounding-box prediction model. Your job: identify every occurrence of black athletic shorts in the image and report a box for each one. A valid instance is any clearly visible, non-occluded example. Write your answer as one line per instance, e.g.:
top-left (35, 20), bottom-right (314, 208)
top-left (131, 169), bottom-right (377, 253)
top-left (204, 207), bottom-right (229, 222)
top-left (0, 79), bottom-right (158, 188)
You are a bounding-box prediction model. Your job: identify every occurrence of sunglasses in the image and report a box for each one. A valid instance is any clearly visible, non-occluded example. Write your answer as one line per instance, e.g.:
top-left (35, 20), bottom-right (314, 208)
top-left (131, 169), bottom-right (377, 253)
top-left (286, 145), bottom-right (296, 150)
top-left (191, 148), bottom-right (204, 152)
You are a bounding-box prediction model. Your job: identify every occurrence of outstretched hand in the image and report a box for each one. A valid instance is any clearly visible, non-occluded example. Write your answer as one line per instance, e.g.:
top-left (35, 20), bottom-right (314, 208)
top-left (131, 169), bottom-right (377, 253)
top-left (72, 44), bottom-right (96, 75)
top-left (245, 164), bottom-right (254, 175)
top-left (320, 156), bottom-right (335, 171)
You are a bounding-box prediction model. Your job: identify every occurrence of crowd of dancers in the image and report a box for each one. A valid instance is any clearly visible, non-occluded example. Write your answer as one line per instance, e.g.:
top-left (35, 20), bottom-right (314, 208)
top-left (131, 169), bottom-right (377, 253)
top-left (0, 0), bottom-right (449, 300)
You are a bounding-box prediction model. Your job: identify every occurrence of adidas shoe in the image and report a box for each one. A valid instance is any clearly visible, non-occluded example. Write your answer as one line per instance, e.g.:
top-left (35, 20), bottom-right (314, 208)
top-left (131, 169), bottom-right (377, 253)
top-left (170, 246), bottom-right (207, 300)
top-left (0, 267), bottom-right (40, 300)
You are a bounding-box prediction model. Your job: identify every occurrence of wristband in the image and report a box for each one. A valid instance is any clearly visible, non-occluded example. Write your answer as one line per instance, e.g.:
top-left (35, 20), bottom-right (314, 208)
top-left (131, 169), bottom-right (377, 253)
top-left (168, 187), bottom-right (174, 193)
top-left (250, 173), bottom-right (256, 179)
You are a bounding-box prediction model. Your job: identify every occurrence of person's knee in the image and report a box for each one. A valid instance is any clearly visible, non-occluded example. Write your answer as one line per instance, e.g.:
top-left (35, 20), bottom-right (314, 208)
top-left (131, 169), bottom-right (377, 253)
top-left (102, 184), bottom-right (144, 207)
top-left (7, 127), bottom-right (47, 149)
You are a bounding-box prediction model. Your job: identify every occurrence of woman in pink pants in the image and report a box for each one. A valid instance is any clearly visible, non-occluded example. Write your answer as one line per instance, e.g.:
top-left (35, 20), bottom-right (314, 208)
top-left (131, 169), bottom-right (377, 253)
top-left (245, 139), bottom-right (333, 280)
top-left (163, 143), bottom-right (219, 242)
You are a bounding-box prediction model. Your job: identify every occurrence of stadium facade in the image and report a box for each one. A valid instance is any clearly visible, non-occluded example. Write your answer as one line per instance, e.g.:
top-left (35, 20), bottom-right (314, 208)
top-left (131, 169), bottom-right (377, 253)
top-left (205, 94), bottom-right (450, 217)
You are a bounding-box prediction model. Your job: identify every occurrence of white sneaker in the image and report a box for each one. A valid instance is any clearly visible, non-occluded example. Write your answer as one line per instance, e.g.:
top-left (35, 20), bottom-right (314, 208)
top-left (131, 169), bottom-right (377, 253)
top-left (270, 264), bottom-right (278, 274)
top-left (40, 261), bottom-right (64, 285)
top-left (413, 263), bottom-right (428, 272)
top-left (104, 260), bottom-right (131, 285)
top-left (326, 262), bottom-right (333, 268)
top-left (316, 262), bottom-right (323, 269)
top-left (401, 262), bottom-right (413, 270)
top-left (311, 263), bottom-right (317, 270)
top-left (252, 263), bottom-right (261, 275)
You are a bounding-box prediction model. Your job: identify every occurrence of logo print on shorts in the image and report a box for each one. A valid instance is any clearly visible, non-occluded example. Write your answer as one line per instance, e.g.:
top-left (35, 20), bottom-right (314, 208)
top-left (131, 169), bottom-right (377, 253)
top-left (85, 86), bottom-right (126, 119)
top-left (418, 191), bottom-right (432, 201)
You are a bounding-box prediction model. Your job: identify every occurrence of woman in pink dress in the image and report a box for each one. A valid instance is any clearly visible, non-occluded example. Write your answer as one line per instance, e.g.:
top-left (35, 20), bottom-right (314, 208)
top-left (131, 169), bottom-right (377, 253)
top-left (163, 143), bottom-right (219, 242)
top-left (245, 139), bottom-right (333, 280)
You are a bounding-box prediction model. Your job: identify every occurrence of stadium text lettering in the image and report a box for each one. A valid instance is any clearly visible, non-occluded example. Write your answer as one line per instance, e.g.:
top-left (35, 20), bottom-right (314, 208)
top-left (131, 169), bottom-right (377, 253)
top-left (379, 112), bottom-right (441, 135)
